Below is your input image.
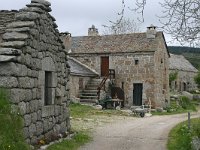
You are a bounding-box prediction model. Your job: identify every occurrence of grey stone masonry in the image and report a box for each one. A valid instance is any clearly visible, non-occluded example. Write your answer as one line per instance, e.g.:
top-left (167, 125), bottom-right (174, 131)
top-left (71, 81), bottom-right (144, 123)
top-left (0, 0), bottom-right (70, 146)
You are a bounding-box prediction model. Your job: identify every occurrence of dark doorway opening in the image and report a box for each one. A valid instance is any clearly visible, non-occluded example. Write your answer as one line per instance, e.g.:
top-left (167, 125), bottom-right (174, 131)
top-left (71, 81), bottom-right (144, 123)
top-left (133, 83), bottom-right (143, 106)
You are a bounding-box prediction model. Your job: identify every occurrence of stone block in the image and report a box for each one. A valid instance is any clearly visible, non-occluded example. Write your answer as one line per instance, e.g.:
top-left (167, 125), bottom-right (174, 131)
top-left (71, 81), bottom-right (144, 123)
top-left (10, 89), bottom-right (33, 103)
top-left (29, 123), bottom-right (36, 137)
top-left (7, 21), bottom-right (35, 28)
top-left (16, 12), bottom-right (39, 21)
top-left (42, 105), bottom-right (55, 117)
top-left (0, 55), bottom-right (17, 62)
top-left (18, 101), bottom-right (26, 115)
top-left (29, 100), bottom-right (38, 112)
top-left (36, 121), bottom-right (43, 136)
top-left (31, 112), bottom-right (38, 123)
top-left (18, 77), bottom-right (35, 88)
top-left (0, 76), bottom-right (18, 88)
top-left (23, 127), bottom-right (29, 139)
top-left (24, 114), bottom-right (31, 126)
top-left (54, 105), bottom-right (61, 116)
top-left (2, 32), bottom-right (28, 41)
top-left (0, 41), bottom-right (25, 48)
top-left (0, 48), bottom-right (22, 55)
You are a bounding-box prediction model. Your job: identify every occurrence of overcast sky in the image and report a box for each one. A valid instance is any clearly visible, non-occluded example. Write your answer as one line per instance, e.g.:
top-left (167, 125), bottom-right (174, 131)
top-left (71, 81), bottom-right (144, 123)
top-left (0, 0), bottom-right (178, 45)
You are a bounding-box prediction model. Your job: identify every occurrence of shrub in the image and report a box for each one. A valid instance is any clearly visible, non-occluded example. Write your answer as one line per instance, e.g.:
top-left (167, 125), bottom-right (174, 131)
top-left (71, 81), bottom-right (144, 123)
top-left (179, 96), bottom-right (196, 111)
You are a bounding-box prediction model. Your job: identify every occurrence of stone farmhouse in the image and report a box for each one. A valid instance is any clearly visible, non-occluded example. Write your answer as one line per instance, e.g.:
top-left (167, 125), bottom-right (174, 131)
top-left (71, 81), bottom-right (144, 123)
top-left (63, 25), bottom-right (170, 108)
top-left (0, 0), bottom-right (70, 145)
top-left (169, 54), bottom-right (198, 92)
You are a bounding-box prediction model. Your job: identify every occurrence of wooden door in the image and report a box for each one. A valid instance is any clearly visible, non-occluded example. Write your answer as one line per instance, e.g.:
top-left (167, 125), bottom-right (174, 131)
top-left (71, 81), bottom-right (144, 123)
top-left (133, 83), bottom-right (143, 106)
top-left (101, 56), bottom-right (109, 76)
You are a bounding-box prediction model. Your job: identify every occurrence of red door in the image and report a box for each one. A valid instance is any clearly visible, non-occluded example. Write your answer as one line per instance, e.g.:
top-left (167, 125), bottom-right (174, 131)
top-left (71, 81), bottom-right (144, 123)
top-left (101, 56), bottom-right (109, 76)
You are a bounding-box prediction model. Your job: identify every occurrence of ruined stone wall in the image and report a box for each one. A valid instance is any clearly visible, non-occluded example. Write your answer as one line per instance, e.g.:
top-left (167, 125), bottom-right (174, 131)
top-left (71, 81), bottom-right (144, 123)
top-left (0, 0), bottom-right (70, 145)
top-left (170, 70), bottom-right (197, 92)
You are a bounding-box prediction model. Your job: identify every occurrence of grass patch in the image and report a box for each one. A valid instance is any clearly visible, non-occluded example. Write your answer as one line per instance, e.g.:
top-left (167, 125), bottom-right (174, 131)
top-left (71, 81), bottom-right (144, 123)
top-left (70, 103), bottom-right (128, 118)
top-left (167, 118), bottom-right (200, 150)
top-left (47, 131), bottom-right (92, 150)
top-left (0, 89), bottom-right (30, 150)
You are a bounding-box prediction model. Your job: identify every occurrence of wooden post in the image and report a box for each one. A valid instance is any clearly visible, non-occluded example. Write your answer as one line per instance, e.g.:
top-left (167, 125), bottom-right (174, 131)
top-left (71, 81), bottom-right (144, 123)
top-left (188, 112), bottom-right (191, 130)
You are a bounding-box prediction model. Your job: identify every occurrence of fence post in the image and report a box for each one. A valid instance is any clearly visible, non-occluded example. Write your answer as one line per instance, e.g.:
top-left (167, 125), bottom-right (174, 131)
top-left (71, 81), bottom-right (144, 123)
top-left (188, 112), bottom-right (191, 130)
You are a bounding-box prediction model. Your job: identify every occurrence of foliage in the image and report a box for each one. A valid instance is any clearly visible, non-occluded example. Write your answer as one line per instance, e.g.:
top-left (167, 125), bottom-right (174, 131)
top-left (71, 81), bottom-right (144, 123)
top-left (47, 132), bottom-right (91, 150)
top-left (0, 89), bottom-right (30, 150)
top-left (168, 46), bottom-right (200, 54)
top-left (169, 71), bottom-right (178, 83)
top-left (194, 70), bottom-right (200, 88)
top-left (168, 118), bottom-right (200, 150)
top-left (152, 97), bottom-right (197, 115)
top-left (179, 96), bottom-right (196, 111)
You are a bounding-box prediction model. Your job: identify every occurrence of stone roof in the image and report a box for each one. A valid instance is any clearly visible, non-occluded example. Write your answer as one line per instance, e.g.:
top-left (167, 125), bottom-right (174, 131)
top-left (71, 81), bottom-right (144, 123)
top-left (68, 57), bottom-right (99, 77)
top-left (71, 32), bottom-right (166, 54)
top-left (169, 54), bottom-right (198, 72)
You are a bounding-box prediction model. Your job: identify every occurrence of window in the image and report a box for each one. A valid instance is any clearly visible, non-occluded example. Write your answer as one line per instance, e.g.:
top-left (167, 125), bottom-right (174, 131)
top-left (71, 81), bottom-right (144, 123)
top-left (44, 71), bottom-right (52, 105)
top-left (135, 59), bottom-right (139, 65)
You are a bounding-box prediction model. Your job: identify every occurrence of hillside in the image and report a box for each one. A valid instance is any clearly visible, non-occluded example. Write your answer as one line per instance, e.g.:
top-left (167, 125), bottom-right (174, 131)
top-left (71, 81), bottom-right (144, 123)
top-left (168, 46), bottom-right (200, 69)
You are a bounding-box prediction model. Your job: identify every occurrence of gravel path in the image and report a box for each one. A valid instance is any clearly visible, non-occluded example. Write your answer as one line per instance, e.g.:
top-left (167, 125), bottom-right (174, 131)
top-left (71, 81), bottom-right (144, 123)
top-left (79, 112), bottom-right (200, 150)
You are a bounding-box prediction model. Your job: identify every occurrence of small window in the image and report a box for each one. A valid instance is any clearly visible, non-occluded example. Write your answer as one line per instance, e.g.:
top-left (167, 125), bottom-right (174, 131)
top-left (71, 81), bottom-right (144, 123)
top-left (135, 59), bottom-right (139, 65)
top-left (161, 58), bottom-right (163, 63)
top-left (45, 71), bottom-right (52, 105)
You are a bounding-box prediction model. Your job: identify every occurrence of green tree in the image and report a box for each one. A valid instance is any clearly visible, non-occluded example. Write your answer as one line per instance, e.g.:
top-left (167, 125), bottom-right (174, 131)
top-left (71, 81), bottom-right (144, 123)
top-left (194, 70), bottom-right (200, 88)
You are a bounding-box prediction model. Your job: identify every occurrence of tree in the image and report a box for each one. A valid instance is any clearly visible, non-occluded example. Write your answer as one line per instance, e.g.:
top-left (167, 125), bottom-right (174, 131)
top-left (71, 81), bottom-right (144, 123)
top-left (111, 0), bottom-right (200, 46)
top-left (103, 18), bottom-right (140, 35)
top-left (169, 71), bottom-right (178, 89)
top-left (194, 70), bottom-right (200, 88)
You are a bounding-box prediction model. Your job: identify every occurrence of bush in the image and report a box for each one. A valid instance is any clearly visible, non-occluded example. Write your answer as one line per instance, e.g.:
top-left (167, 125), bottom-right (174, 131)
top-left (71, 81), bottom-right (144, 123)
top-left (179, 96), bottom-right (196, 111)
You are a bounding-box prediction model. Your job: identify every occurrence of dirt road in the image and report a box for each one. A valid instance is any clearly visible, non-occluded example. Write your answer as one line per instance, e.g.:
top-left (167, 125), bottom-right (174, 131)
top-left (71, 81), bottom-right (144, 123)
top-left (79, 112), bottom-right (199, 150)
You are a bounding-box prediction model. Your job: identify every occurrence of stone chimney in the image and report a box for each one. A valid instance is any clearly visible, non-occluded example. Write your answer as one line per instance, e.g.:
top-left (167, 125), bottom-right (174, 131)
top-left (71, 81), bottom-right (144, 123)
top-left (88, 25), bottom-right (98, 36)
top-left (60, 32), bottom-right (72, 52)
top-left (146, 24), bottom-right (157, 39)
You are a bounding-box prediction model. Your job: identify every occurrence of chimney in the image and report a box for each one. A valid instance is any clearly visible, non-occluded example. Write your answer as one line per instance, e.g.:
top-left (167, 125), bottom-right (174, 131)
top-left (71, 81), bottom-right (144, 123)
top-left (146, 24), bottom-right (157, 39)
top-left (88, 25), bottom-right (99, 36)
top-left (60, 32), bottom-right (72, 52)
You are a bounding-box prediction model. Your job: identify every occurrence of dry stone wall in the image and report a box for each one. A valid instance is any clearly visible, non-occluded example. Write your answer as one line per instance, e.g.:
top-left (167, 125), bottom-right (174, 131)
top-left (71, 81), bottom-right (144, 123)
top-left (0, 0), bottom-right (70, 145)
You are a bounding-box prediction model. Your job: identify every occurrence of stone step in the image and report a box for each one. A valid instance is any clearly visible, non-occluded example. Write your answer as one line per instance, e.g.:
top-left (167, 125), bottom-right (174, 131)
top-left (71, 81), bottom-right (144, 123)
top-left (80, 95), bottom-right (98, 99)
top-left (85, 86), bottom-right (98, 90)
top-left (81, 89), bottom-right (98, 93)
top-left (80, 92), bottom-right (97, 96)
top-left (80, 99), bottom-right (97, 103)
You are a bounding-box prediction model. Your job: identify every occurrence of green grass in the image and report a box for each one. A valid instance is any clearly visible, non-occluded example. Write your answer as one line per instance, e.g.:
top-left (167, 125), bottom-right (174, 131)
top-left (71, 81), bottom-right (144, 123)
top-left (47, 131), bottom-right (92, 150)
top-left (167, 118), bottom-right (200, 150)
top-left (0, 89), bottom-right (30, 150)
top-left (70, 103), bottom-right (129, 118)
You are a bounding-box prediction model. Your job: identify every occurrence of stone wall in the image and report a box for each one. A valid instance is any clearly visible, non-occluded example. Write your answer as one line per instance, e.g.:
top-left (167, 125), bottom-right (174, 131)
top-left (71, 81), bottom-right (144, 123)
top-left (170, 70), bottom-right (197, 92)
top-left (0, 0), bottom-right (70, 145)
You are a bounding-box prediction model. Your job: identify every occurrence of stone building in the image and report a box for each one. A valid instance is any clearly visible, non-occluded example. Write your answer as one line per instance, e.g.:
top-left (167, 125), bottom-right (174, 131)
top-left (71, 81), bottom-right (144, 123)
top-left (0, 0), bottom-right (70, 145)
top-left (63, 25), bottom-right (170, 108)
top-left (169, 54), bottom-right (198, 92)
